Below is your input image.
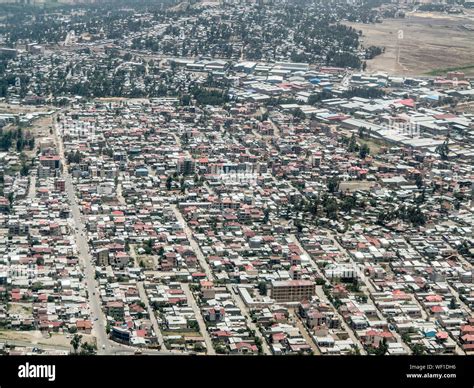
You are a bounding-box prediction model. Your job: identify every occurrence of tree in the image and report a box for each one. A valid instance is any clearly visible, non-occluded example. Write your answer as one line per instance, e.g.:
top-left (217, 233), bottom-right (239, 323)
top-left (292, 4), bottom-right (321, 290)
top-left (376, 338), bottom-right (388, 356)
top-left (31, 281), bottom-right (43, 292)
top-left (359, 143), bottom-right (370, 159)
top-left (257, 281), bottom-right (267, 296)
top-left (406, 205), bottom-right (426, 226)
top-left (327, 177), bottom-right (339, 193)
top-left (193, 342), bottom-right (205, 352)
top-left (415, 175), bottom-right (423, 189)
top-left (411, 343), bottom-right (426, 355)
top-left (7, 192), bottom-right (14, 207)
top-left (263, 208), bottom-right (270, 224)
top-left (348, 134), bottom-right (358, 152)
top-left (449, 297), bottom-right (457, 310)
top-left (143, 239), bottom-right (153, 255)
top-left (292, 108), bottom-right (305, 122)
top-left (324, 198), bottom-right (338, 220)
top-left (435, 136), bottom-right (449, 160)
top-left (166, 176), bottom-right (173, 191)
top-left (20, 162), bottom-right (29, 177)
top-left (341, 195), bottom-right (356, 214)
top-left (80, 342), bottom-right (97, 355)
top-left (181, 94), bottom-right (191, 106)
top-left (70, 334), bottom-right (83, 354)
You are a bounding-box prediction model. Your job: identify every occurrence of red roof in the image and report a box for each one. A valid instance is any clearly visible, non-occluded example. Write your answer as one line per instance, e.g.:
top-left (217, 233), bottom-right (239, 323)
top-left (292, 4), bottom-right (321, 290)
top-left (396, 98), bottom-right (415, 108)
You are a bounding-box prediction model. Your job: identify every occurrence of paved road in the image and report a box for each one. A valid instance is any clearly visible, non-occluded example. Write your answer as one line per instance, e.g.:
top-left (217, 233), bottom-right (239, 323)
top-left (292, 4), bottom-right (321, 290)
top-left (171, 204), bottom-right (215, 281)
top-left (289, 310), bottom-right (321, 355)
top-left (116, 172), bottom-right (126, 205)
top-left (182, 283), bottom-right (216, 355)
top-left (27, 175), bottom-right (36, 200)
top-left (106, 342), bottom-right (171, 356)
top-left (289, 234), bottom-right (367, 355)
top-left (55, 121), bottom-right (111, 355)
top-left (326, 231), bottom-right (412, 355)
top-left (226, 285), bottom-right (272, 355)
top-left (137, 281), bottom-right (168, 352)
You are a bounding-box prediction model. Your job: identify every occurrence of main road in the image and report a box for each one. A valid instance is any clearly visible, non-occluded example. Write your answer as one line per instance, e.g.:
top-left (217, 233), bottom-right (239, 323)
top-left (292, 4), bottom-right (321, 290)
top-left (55, 120), bottom-right (111, 355)
top-left (55, 120), bottom-right (185, 356)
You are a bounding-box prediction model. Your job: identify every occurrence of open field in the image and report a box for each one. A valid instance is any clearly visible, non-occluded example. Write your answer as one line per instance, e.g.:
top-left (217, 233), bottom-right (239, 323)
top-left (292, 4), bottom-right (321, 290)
top-left (345, 10), bottom-right (474, 76)
top-left (7, 303), bottom-right (33, 315)
top-left (0, 329), bottom-right (96, 349)
top-left (339, 181), bottom-right (377, 193)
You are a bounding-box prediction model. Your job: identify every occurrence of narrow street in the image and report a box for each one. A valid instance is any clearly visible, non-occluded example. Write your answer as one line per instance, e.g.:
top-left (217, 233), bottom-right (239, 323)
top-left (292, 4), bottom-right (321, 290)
top-left (324, 231), bottom-right (412, 355)
top-left (289, 310), bottom-right (321, 355)
top-left (27, 175), bottom-right (36, 200)
top-left (181, 283), bottom-right (216, 355)
top-left (137, 282), bottom-right (168, 352)
top-left (226, 285), bottom-right (272, 355)
top-left (171, 204), bottom-right (215, 281)
top-left (289, 234), bottom-right (368, 355)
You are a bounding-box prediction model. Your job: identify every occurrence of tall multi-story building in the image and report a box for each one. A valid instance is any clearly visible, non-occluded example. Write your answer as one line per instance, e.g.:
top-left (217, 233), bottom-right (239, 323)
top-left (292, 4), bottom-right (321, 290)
top-left (271, 280), bottom-right (316, 303)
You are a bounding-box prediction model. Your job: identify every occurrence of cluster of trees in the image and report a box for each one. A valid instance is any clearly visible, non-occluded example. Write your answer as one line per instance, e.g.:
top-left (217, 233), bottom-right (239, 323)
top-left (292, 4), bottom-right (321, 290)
top-left (0, 0), bottom-right (393, 101)
top-left (66, 150), bottom-right (82, 164)
top-left (0, 128), bottom-right (35, 152)
top-left (165, 173), bottom-right (187, 191)
top-left (367, 338), bottom-right (389, 356)
top-left (435, 137), bottom-right (450, 160)
top-left (0, 62), bottom-right (16, 97)
top-left (308, 89), bottom-right (334, 105)
top-left (125, 1), bottom-right (379, 67)
top-left (346, 134), bottom-right (370, 159)
top-left (70, 334), bottom-right (97, 355)
top-left (0, 2), bottom-right (164, 46)
top-left (377, 204), bottom-right (426, 227)
top-left (142, 239), bottom-right (154, 255)
top-left (402, 333), bottom-right (427, 355)
top-left (326, 50), bottom-right (361, 69)
top-left (364, 45), bottom-right (383, 59)
top-left (342, 87), bottom-right (385, 99)
top-left (190, 86), bottom-right (229, 106)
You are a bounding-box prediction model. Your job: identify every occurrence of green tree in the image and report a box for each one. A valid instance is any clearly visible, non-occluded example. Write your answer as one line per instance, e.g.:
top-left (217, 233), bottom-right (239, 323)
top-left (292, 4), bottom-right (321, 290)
top-left (435, 136), bottom-right (450, 160)
top-left (327, 177), bottom-right (340, 194)
top-left (257, 281), bottom-right (267, 296)
top-left (80, 342), bottom-right (97, 355)
top-left (70, 334), bottom-right (83, 354)
top-left (359, 143), bottom-right (370, 159)
top-left (166, 176), bottom-right (173, 191)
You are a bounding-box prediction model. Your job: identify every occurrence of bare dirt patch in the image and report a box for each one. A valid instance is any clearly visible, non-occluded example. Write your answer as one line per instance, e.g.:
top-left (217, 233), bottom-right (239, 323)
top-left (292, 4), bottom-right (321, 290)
top-left (0, 329), bottom-right (96, 349)
top-left (345, 11), bottom-right (474, 76)
top-left (340, 181), bottom-right (377, 192)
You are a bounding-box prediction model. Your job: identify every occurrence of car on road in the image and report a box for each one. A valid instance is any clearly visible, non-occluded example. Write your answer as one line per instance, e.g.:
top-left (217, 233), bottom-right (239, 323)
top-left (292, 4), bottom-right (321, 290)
top-left (102, 344), bottom-right (106, 350)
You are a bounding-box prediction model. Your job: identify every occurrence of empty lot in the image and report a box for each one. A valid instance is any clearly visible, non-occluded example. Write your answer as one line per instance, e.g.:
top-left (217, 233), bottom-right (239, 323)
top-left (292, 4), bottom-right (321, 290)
top-left (345, 10), bottom-right (474, 76)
